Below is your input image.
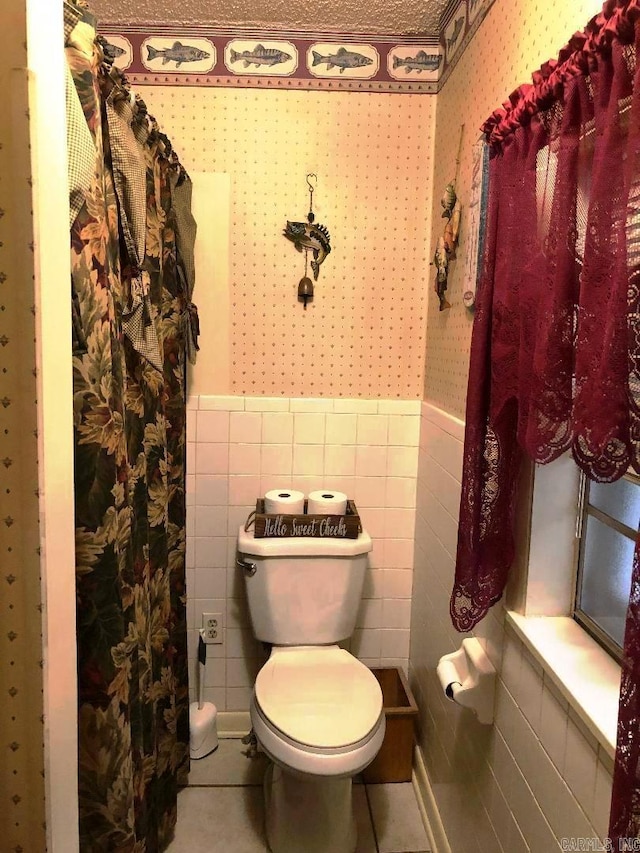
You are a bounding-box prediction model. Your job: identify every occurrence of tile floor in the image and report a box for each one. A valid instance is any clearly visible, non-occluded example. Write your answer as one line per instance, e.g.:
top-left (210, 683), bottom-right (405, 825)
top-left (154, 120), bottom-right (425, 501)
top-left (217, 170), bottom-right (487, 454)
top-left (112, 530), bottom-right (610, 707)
top-left (166, 738), bottom-right (432, 853)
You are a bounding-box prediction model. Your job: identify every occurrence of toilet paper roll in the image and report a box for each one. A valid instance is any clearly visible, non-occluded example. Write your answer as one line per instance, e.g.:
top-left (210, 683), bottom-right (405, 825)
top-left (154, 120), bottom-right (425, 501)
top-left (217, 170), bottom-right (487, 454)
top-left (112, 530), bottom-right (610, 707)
top-left (436, 657), bottom-right (462, 700)
top-left (264, 489), bottom-right (305, 515)
top-left (307, 490), bottom-right (348, 515)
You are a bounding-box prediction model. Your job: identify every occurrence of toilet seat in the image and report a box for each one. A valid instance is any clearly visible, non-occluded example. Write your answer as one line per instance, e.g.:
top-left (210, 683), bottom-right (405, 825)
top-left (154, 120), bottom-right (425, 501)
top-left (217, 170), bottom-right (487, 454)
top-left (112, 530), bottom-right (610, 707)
top-left (251, 645), bottom-right (386, 778)
top-left (255, 646), bottom-right (383, 749)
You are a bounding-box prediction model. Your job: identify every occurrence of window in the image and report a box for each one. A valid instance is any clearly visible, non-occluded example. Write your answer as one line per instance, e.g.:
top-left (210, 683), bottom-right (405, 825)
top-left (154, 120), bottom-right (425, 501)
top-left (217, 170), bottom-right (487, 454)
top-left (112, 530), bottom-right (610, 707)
top-left (574, 471), bottom-right (640, 661)
top-left (505, 455), bottom-right (621, 756)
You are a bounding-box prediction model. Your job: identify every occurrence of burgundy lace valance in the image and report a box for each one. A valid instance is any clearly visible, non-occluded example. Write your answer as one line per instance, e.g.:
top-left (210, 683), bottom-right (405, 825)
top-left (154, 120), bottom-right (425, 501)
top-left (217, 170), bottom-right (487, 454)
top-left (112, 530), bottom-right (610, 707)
top-left (454, 8), bottom-right (640, 633)
top-left (452, 0), bottom-right (640, 844)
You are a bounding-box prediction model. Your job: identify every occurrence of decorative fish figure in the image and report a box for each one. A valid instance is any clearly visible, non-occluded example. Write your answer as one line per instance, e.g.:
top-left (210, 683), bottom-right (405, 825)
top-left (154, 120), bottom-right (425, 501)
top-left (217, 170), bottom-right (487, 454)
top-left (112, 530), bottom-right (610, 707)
top-left (283, 221), bottom-right (331, 281)
top-left (434, 236), bottom-right (449, 285)
top-left (434, 235), bottom-right (450, 311)
top-left (312, 48), bottom-right (373, 73)
top-left (441, 182), bottom-right (457, 219)
top-left (444, 200), bottom-right (462, 255)
top-left (146, 41), bottom-right (210, 68)
top-left (230, 44), bottom-right (292, 68)
top-left (447, 18), bottom-right (465, 52)
top-left (392, 51), bottom-right (442, 74)
top-left (103, 41), bottom-right (126, 61)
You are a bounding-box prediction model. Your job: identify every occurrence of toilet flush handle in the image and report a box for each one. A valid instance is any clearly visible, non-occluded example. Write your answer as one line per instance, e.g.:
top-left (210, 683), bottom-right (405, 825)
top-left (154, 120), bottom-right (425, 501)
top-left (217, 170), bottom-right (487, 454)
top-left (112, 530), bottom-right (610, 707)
top-left (236, 556), bottom-right (257, 577)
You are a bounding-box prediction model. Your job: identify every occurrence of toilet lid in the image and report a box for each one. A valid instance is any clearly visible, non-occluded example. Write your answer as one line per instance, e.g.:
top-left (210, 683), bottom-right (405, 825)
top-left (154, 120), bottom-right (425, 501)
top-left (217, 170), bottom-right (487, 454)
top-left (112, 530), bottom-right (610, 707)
top-left (254, 646), bottom-right (383, 749)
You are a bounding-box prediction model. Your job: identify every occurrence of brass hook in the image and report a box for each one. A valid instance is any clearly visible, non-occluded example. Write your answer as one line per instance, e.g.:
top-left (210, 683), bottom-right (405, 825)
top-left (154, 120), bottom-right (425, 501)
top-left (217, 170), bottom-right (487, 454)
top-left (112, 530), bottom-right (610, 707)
top-left (306, 172), bottom-right (318, 192)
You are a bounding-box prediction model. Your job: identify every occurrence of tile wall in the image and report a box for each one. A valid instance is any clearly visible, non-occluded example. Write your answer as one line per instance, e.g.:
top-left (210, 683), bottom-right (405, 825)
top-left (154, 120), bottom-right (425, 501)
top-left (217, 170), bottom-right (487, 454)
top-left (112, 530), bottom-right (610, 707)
top-left (409, 403), bottom-right (613, 853)
top-left (185, 394), bottom-right (421, 710)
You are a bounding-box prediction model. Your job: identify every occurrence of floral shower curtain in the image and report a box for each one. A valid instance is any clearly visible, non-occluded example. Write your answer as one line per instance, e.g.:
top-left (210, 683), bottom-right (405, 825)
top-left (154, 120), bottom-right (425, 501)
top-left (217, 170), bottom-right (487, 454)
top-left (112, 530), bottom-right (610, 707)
top-left (451, 0), bottom-right (640, 844)
top-left (65, 2), bottom-right (198, 848)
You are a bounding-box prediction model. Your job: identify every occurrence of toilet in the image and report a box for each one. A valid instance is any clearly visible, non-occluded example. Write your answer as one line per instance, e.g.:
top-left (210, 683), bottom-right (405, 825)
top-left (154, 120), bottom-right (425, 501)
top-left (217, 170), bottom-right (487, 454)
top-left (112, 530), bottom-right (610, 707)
top-left (237, 527), bottom-right (385, 853)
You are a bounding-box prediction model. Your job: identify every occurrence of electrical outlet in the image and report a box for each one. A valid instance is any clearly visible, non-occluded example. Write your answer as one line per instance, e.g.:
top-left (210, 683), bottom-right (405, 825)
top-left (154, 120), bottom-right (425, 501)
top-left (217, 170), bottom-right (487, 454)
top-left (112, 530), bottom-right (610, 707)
top-left (202, 612), bottom-right (223, 644)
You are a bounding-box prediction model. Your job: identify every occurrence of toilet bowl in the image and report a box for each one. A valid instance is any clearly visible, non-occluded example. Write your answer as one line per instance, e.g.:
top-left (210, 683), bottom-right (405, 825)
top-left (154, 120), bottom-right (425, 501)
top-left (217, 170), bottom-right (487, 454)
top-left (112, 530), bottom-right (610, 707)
top-left (251, 647), bottom-right (384, 853)
top-left (237, 525), bottom-right (385, 853)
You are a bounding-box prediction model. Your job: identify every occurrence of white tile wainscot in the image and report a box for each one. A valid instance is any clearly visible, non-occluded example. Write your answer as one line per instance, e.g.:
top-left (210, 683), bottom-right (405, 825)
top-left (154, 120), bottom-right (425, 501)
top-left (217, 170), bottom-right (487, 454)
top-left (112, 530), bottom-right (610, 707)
top-left (409, 402), bottom-right (615, 853)
top-left (185, 395), bottom-right (420, 711)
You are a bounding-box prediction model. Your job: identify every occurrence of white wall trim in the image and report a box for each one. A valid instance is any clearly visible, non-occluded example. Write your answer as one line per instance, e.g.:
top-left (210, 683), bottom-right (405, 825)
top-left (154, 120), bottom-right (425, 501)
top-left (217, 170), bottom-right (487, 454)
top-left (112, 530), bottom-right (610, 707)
top-left (412, 744), bottom-right (452, 853)
top-left (193, 393), bottom-right (423, 415)
top-left (27, 1), bottom-right (79, 850)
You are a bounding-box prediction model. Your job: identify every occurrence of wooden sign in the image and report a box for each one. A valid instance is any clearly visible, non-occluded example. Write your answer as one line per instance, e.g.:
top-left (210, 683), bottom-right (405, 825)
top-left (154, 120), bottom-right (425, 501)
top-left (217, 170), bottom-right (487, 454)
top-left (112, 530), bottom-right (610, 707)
top-left (249, 499), bottom-right (362, 539)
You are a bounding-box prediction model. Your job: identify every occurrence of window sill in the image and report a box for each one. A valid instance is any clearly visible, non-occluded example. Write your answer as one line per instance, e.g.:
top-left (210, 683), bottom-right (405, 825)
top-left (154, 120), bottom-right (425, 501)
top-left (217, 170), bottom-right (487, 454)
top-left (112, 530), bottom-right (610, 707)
top-left (506, 611), bottom-right (620, 760)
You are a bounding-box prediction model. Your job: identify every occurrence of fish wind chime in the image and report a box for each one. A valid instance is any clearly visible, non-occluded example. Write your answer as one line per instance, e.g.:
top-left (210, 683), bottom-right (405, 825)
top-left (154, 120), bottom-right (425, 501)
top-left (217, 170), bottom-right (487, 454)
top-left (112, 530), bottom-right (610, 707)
top-left (283, 174), bottom-right (331, 308)
top-left (434, 125), bottom-right (464, 311)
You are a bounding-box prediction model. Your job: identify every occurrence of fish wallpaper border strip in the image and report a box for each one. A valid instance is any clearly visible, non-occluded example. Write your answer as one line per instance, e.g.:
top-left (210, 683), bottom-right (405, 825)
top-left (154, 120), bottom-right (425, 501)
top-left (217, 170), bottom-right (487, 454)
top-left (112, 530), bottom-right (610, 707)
top-left (123, 74), bottom-right (439, 94)
top-left (437, 0), bottom-right (496, 87)
top-left (100, 3), bottom-right (497, 93)
top-left (141, 37), bottom-right (217, 73)
top-left (224, 40), bottom-right (298, 76)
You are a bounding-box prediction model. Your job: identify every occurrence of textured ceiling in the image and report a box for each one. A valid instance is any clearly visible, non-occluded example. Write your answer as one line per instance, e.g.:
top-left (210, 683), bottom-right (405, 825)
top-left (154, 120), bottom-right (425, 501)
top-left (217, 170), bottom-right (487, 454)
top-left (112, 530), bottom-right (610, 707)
top-left (90, 0), bottom-right (451, 36)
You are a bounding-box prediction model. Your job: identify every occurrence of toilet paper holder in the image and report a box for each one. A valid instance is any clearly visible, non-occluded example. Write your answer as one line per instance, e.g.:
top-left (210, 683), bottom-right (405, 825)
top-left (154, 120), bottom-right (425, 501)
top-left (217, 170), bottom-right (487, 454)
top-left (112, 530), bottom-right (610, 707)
top-left (436, 638), bottom-right (496, 725)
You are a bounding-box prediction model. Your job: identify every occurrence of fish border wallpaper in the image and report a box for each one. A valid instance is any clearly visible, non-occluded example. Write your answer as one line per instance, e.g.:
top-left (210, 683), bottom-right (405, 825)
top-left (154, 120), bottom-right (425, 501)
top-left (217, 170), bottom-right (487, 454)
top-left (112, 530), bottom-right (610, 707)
top-left (100, 0), bottom-right (496, 93)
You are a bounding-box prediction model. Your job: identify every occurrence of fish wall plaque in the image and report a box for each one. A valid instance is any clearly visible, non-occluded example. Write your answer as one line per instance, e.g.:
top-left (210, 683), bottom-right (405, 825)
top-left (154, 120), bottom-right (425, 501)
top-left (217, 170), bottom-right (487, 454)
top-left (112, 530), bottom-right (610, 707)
top-left (102, 35), bottom-right (133, 70)
top-left (444, 12), bottom-right (467, 62)
top-left (468, 0), bottom-right (490, 25)
top-left (141, 37), bottom-right (216, 73)
top-left (307, 43), bottom-right (379, 79)
top-left (388, 47), bottom-right (443, 81)
top-left (224, 40), bottom-right (298, 75)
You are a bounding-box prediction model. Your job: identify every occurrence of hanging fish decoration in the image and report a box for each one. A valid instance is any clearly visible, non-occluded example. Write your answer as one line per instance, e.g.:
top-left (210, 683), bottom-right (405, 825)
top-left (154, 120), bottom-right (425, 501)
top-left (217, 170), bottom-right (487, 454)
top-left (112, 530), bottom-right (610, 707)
top-left (443, 199), bottom-right (462, 256)
top-left (434, 235), bottom-right (451, 311)
top-left (433, 126), bottom-right (464, 311)
top-left (285, 174), bottom-right (331, 308)
top-left (283, 221), bottom-right (331, 281)
top-left (441, 182), bottom-right (457, 219)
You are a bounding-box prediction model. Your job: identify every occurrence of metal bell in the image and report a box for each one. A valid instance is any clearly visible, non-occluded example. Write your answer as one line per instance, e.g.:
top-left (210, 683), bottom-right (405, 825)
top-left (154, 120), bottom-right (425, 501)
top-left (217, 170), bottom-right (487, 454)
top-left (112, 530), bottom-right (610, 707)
top-left (298, 276), bottom-right (314, 309)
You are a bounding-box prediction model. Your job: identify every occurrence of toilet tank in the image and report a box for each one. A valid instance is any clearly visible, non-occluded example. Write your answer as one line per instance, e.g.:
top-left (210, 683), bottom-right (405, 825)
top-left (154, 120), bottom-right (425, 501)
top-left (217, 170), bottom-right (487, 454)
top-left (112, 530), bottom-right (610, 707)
top-left (237, 527), bottom-right (373, 645)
